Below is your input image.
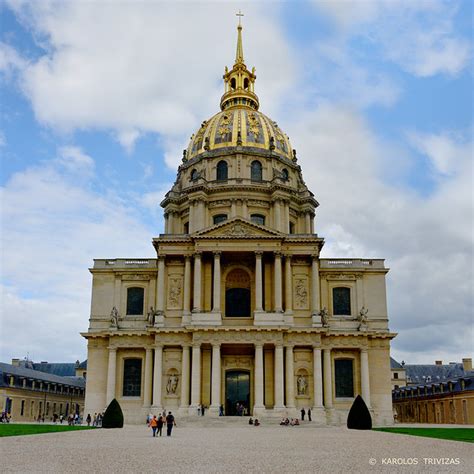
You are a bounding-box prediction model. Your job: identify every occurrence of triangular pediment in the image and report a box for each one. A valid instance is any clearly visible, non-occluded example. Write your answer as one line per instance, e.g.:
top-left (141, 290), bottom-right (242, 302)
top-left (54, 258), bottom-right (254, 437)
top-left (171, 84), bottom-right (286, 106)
top-left (194, 217), bottom-right (282, 239)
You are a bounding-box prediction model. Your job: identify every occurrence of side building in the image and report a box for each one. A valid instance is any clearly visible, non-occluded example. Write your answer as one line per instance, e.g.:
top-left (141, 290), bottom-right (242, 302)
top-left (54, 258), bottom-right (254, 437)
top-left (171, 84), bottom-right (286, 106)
top-left (0, 360), bottom-right (86, 421)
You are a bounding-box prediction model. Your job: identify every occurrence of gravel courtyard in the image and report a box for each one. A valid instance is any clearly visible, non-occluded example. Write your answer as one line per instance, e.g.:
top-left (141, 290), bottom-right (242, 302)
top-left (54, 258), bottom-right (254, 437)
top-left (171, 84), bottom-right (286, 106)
top-left (1, 422), bottom-right (472, 473)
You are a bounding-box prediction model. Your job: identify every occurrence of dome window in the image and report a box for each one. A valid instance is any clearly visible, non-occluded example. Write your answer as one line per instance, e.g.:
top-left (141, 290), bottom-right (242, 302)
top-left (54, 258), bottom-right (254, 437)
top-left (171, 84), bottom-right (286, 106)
top-left (251, 214), bottom-right (265, 226)
top-left (282, 168), bottom-right (289, 181)
top-left (216, 160), bottom-right (228, 181)
top-left (190, 169), bottom-right (198, 181)
top-left (251, 160), bottom-right (262, 182)
top-left (244, 78), bottom-right (249, 90)
top-left (230, 78), bottom-right (236, 90)
top-left (213, 214), bottom-right (228, 225)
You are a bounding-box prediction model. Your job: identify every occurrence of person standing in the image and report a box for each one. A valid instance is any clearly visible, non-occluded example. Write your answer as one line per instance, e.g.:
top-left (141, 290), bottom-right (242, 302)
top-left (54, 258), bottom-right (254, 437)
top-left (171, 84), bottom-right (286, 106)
top-left (308, 408), bottom-right (312, 421)
top-left (86, 414), bottom-right (91, 426)
top-left (157, 413), bottom-right (164, 436)
top-left (301, 407), bottom-right (306, 421)
top-left (166, 411), bottom-right (176, 437)
top-left (149, 415), bottom-right (158, 437)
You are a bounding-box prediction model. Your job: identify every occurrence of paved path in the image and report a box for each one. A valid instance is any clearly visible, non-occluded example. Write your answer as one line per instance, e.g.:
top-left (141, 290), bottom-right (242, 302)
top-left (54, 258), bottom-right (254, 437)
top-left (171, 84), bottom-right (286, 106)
top-left (1, 423), bottom-right (472, 473)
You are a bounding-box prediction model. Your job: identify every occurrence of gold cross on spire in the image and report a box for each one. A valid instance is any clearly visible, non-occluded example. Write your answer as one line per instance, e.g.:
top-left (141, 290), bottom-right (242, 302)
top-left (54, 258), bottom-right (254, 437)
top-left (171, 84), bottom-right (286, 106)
top-left (236, 10), bottom-right (244, 26)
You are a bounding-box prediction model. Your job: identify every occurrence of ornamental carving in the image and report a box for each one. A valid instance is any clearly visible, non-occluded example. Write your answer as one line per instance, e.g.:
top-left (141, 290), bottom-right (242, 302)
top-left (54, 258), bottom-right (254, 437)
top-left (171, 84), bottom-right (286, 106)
top-left (167, 276), bottom-right (183, 309)
top-left (223, 223), bottom-right (255, 236)
top-left (323, 273), bottom-right (363, 280)
top-left (166, 374), bottom-right (179, 394)
top-left (294, 277), bottom-right (309, 310)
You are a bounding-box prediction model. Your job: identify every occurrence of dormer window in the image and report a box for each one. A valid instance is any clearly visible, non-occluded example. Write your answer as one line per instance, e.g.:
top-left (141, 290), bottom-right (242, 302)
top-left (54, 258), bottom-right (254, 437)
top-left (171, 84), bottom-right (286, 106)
top-left (251, 214), bottom-right (265, 226)
top-left (213, 214), bottom-right (227, 225)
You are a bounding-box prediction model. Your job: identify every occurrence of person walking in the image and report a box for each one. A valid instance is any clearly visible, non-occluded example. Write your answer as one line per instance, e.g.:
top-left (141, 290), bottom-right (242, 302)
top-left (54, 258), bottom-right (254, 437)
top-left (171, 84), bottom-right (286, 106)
top-left (308, 408), bottom-right (312, 421)
top-left (301, 407), bottom-right (306, 421)
top-left (166, 411), bottom-right (176, 437)
top-left (157, 413), bottom-right (164, 436)
top-left (149, 415), bottom-right (158, 437)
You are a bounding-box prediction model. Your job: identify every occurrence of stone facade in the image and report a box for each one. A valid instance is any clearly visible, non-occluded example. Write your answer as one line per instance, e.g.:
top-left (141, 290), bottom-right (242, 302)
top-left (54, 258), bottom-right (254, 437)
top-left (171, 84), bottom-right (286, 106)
top-left (82, 24), bottom-right (395, 425)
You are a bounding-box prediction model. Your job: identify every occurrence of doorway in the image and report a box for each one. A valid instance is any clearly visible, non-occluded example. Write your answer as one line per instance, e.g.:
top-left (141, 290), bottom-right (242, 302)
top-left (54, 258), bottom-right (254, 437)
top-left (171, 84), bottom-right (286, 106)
top-left (225, 268), bottom-right (251, 317)
top-left (225, 370), bottom-right (250, 416)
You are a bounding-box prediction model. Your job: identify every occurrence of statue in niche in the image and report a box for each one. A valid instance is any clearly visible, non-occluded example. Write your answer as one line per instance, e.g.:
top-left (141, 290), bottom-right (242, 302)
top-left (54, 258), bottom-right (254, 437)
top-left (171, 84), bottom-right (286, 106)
top-left (319, 307), bottom-right (329, 327)
top-left (110, 306), bottom-right (119, 328)
top-left (166, 374), bottom-right (179, 394)
top-left (297, 375), bottom-right (308, 396)
top-left (168, 278), bottom-right (182, 308)
top-left (358, 306), bottom-right (368, 331)
top-left (295, 279), bottom-right (308, 308)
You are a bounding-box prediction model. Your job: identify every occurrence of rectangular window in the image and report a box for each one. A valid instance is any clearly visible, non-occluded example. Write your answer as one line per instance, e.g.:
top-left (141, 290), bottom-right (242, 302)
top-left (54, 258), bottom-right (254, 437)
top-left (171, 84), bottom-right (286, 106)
top-left (332, 287), bottom-right (351, 315)
top-left (126, 287), bottom-right (144, 315)
top-left (21, 400), bottom-right (25, 416)
top-left (394, 373), bottom-right (399, 379)
top-left (335, 359), bottom-right (354, 398)
top-left (123, 359), bottom-right (142, 397)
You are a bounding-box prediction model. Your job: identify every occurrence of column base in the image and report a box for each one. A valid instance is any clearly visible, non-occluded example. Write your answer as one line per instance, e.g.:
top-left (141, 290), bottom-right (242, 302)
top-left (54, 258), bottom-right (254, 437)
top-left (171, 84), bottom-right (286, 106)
top-left (312, 313), bottom-right (322, 327)
top-left (252, 405), bottom-right (266, 417)
top-left (208, 405), bottom-right (221, 417)
top-left (188, 405), bottom-right (201, 416)
top-left (153, 313), bottom-right (165, 328)
top-left (325, 407), bottom-right (336, 424)
top-left (178, 406), bottom-right (190, 416)
top-left (310, 407), bottom-right (326, 424)
top-left (181, 311), bottom-right (192, 326)
top-left (284, 311), bottom-right (294, 325)
top-left (151, 405), bottom-right (163, 414)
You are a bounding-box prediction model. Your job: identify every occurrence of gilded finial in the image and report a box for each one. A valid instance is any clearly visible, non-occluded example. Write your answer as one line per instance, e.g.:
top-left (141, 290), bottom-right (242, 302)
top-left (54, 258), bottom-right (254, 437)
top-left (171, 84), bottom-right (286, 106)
top-left (235, 10), bottom-right (244, 64)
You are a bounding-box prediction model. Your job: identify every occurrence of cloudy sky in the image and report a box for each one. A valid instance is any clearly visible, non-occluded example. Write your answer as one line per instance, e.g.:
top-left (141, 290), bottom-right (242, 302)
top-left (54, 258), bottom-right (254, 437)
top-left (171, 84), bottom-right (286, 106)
top-left (1, 0), bottom-right (472, 365)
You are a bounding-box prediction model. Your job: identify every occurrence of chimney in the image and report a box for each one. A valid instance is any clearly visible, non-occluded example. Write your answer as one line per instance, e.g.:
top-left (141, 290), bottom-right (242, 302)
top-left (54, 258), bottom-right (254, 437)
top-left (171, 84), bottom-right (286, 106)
top-left (11, 358), bottom-right (20, 366)
top-left (435, 360), bottom-right (442, 366)
top-left (462, 358), bottom-right (472, 372)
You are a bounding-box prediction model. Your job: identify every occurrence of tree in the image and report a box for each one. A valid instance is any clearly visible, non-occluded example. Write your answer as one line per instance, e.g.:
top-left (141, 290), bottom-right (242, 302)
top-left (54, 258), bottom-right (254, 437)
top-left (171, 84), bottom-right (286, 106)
top-left (347, 395), bottom-right (372, 430)
top-left (102, 398), bottom-right (124, 428)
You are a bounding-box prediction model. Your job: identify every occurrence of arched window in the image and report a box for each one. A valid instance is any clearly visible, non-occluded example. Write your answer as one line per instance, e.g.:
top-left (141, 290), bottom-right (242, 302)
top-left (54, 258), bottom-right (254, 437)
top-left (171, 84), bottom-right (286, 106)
top-left (289, 222), bottom-right (295, 234)
top-left (332, 287), bottom-right (351, 315)
top-left (251, 160), bottom-right (262, 181)
top-left (335, 359), bottom-right (354, 398)
top-left (244, 78), bottom-right (249, 90)
top-left (251, 214), bottom-right (265, 226)
top-left (123, 359), bottom-right (142, 397)
top-left (183, 222), bottom-right (189, 234)
top-left (190, 169), bottom-right (198, 181)
top-left (213, 214), bottom-right (227, 225)
top-left (216, 160), bottom-right (228, 181)
top-left (282, 168), bottom-right (289, 181)
top-left (230, 77), bottom-right (236, 90)
top-left (127, 287), bottom-right (144, 315)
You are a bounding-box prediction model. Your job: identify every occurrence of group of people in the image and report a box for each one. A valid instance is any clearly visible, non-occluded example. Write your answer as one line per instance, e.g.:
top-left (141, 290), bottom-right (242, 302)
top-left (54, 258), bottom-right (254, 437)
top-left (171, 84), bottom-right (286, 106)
top-left (248, 417), bottom-right (260, 426)
top-left (0, 412), bottom-right (11, 423)
top-left (196, 404), bottom-right (206, 416)
top-left (85, 413), bottom-right (104, 427)
top-left (235, 403), bottom-right (247, 416)
top-left (147, 412), bottom-right (176, 437)
top-left (280, 417), bottom-right (300, 426)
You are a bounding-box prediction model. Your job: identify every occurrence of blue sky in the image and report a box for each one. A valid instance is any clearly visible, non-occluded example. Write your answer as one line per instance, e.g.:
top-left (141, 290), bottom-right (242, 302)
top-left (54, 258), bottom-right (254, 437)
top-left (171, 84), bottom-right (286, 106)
top-left (0, 0), bottom-right (472, 364)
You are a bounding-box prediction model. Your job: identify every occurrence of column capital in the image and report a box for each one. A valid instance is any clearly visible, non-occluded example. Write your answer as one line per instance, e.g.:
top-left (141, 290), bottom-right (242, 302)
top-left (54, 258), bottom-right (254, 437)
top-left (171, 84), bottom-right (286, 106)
top-left (254, 342), bottom-right (264, 349)
top-left (157, 255), bottom-right (166, 262)
top-left (311, 254), bottom-right (319, 261)
top-left (192, 342), bottom-right (201, 349)
top-left (213, 251), bottom-right (222, 257)
top-left (274, 251), bottom-right (282, 258)
top-left (107, 346), bottom-right (117, 352)
top-left (285, 343), bottom-right (295, 349)
top-left (255, 251), bottom-right (263, 257)
top-left (184, 255), bottom-right (192, 262)
top-left (181, 343), bottom-right (191, 349)
top-left (360, 347), bottom-right (369, 353)
top-left (211, 342), bottom-right (221, 348)
top-left (194, 251), bottom-right (202, 257)
top-left (312, 344), bottom-right (321, 350)
top-left (283, 253), bottom-right (292, 260)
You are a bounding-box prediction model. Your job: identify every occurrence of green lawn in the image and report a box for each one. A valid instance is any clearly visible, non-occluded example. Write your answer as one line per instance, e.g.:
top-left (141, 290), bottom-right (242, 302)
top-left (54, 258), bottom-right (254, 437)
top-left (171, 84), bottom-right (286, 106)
top-left (374, 427), bottom-right (474, 443)
top-left (0, 424), bottom-right (96, 437)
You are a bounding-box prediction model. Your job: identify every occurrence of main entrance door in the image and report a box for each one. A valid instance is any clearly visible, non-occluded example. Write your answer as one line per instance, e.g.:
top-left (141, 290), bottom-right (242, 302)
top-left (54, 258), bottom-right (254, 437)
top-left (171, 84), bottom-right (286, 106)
top-left (225, 370), bottom-right (250, 416)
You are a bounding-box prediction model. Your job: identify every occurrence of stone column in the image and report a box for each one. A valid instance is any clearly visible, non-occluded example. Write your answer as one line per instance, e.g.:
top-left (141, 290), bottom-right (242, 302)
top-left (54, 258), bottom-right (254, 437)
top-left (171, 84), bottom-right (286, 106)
top-left (273, 199), bottom-right (281, 231)
top-left (310, 214), bottom-right (314, 234)
top-left (285, 345), bottom-right (295, 409)
top-left (143, 348), bottom-right (153, 407)
top-left (106, 347), bottom-right (117, 406)
top-left (168, 211), bottom-right (175, 234)
top-left (180, 345), bottom-right (190, 411)
top-left (323, 348), bottom-right (333, 408)
top-left (255, 252), bottom-right (263, 312)
top-left (190, 344), bottom-right (201, 411)
top-left (230, 199), bottom-right (237, 218)
top-left (274, 344), bottom-right (285, 409)
top-left (313, 347), bottom-right (323, 408)
top-left (183, 256), bottom-right (192, 315)
top-left (284, 255), bottom-right (293, 314)
top-left (254, 344), bottom-right (265, 412)
top-left (283, 200), bottom-right (289, 234)
top-left (212, 252), bottom-right (221, 313)
top-left (274, 253), bottom-right (283, 312)
top-left (311, 256), bottom-right (320, 316)
top-left (152, 345), bottom-right (163, 408)
top-left (305, 212), bottom-right (311, 233)
top-left (198, 199), bottom-right (206, 231)
top-left (192, 252), bottom-right (202, 312)
top-left (360, 349), bottom-right (371, 408)
top-left (164, 213), bottom-right (169, 233)
top-left (156, 257), bottom-right (166, 313)
top-left (188, 200), bottom-right (195, 233)
top-left (210, 343), bottom-right (221, 412)
top-left (242, 199), bottom-right (248, 219)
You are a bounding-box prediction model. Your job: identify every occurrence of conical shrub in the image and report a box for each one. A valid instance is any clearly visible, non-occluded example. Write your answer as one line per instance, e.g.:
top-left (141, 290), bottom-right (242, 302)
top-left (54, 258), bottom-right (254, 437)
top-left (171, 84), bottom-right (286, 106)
top-left (347, 394), bottom-right (372, 430)
top-left (102, 398), bottom-right (124, 428)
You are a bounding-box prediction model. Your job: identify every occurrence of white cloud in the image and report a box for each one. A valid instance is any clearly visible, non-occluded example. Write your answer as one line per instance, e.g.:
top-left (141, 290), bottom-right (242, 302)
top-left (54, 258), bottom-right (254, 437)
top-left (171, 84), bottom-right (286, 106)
top-left (313, 0), bottom-right (471, 77)
top-left (288, 104), bottom-right (473, 363)
top-left (0, 148), bottom-right (156, 361)
top-left (6, 1), bottom-right (295, 165)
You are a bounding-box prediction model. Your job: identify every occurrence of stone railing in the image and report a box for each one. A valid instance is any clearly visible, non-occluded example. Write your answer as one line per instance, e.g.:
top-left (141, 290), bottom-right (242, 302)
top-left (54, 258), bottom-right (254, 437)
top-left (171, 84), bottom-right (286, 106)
top-left (93, 258), bottom-right (157, 269)
top-left (319, 258), bottom-right (385, 269)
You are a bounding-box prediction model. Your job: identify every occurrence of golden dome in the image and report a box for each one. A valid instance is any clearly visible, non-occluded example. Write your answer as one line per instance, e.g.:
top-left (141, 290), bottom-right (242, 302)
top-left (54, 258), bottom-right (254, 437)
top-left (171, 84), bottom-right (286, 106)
top-left (185, 24), bottom-right (294, 162)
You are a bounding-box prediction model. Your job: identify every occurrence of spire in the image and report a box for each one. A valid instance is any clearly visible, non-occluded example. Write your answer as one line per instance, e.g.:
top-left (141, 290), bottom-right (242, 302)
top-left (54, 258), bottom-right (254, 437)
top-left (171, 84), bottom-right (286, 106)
top-left (235, 10), bottom-right (244, 64)
top-left (220, 12), bottom-right (259, 111)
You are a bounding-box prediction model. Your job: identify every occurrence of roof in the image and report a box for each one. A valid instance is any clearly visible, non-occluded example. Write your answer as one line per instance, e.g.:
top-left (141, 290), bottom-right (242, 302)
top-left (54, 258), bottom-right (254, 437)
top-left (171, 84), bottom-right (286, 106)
top-left (405, 363), bottom-right (467, 384)
top-left (31, 362), bottom-right (76, 377)
top-left (0, 362), bottom-right (85, 388)
top-left (390, 357), bottom-right (404, 370)
top-left (77, 360), bottom-right (87, 370)
top-left (393, 375), bottom-right (474, 398)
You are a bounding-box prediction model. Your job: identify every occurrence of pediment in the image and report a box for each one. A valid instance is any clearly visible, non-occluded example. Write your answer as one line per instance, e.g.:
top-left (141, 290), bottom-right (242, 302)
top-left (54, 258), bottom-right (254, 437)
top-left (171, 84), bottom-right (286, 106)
top-left (194, 218), bottom-right (282, 239)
